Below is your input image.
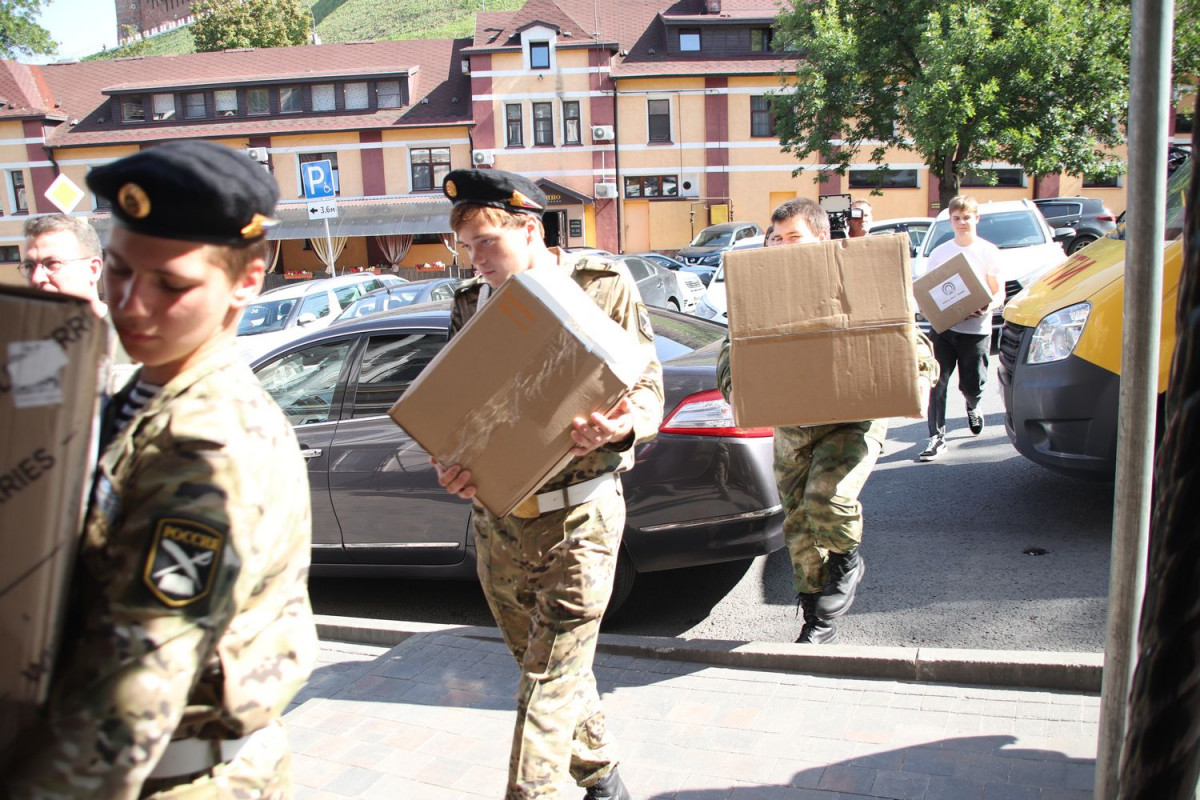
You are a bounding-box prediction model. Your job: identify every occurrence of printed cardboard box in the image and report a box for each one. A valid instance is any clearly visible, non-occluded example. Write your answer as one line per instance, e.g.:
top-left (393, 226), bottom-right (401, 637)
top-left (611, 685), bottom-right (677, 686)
top-left (389, 267), bottom-right (651, 518)
top-left (725, 235), bottom-right (920, 428)
top-left (0, 286), bottom-right (107, 752)
top-left (912, 252), bottom-right (995, 333)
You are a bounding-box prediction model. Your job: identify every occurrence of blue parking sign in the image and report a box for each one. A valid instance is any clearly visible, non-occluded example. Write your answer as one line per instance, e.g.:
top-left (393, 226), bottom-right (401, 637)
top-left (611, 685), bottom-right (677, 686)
top-left (302, 160), bottom-right (336, 200)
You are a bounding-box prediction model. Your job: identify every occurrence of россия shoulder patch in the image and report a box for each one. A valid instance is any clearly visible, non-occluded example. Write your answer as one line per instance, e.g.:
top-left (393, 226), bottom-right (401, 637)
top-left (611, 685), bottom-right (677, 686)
top-left (142, 517), bottom-right (225, 608)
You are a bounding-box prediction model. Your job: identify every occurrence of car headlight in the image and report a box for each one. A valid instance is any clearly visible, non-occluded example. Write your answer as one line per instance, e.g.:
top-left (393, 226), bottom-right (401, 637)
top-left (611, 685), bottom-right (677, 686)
top-left (701, 254), bottom-right (721, 266)
top-left (1026, 302), bottom-right (1091, 364)
top-left (693, 299), bottom-right (718, 319)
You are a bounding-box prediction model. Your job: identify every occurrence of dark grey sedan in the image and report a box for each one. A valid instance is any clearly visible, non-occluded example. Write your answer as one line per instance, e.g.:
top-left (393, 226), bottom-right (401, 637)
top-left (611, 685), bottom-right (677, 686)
top-left (250, 304), bottom-right (782, 615)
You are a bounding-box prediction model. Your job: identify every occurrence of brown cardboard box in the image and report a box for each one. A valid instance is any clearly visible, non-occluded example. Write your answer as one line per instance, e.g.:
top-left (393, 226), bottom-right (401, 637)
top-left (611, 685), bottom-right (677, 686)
top-left (912, 252), bottom-right (995, 333)
top-left (725, 235), bottom-right (920, 428)
top-left (1, 287), bottom-right (106, 752)
top-left (389, 267), bottom-right (651, 518)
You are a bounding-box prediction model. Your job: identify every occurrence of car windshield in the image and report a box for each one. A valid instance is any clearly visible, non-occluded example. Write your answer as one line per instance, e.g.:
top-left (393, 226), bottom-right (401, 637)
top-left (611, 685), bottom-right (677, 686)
top-left (649, 307), bottom-right (726, 362)
top-left (922, 210), bottom-right (1049, 255)
top-left (1111, 156), bottom-right (1190, 242)
top-left (254, 339), bottom-right (352, 425)
top-left (690, 229), bottom-right (734, 247)
top-left (337, 287), bottom-right (436, 320)
top-left (239, 296), bottom-right (299, 335)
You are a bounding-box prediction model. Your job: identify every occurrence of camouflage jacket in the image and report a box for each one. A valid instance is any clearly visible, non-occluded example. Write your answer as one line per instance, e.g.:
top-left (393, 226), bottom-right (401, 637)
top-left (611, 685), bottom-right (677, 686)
top-left (5, 346), bottom-right (317, 800)
top-left (450, 251), bottom-right (664, 494)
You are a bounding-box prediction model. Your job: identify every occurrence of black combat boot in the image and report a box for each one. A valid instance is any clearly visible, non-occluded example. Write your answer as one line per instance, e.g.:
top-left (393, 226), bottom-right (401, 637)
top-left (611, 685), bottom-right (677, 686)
top-left (796, 593), bottom-right (838, 644)
top-left (584, 766), bottom-right (631, 800)
top-left (813, 548), bottom-right (865, 619)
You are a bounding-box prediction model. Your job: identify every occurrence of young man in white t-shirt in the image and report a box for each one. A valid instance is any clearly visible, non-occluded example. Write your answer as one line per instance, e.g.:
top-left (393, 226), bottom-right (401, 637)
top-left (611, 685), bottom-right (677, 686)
top-left (919, 195), bottom-right (1004, 461)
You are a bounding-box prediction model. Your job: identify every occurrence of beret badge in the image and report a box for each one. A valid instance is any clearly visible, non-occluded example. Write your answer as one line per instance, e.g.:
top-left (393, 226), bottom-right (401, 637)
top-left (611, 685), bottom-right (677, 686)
top-left (510, 190), bottom-right (541, 211)
top-left (240, 213), bottom-right (277, 240)
top-left (445, 180), bottom-right (458, 198)
top-left (118, 183), bottom-right (151, 219)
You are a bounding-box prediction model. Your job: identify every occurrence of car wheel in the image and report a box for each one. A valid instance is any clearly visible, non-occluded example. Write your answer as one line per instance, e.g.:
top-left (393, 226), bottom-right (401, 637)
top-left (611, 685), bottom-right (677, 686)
top-left (1067, 234), bottom-right (1098, 254)
top-left (603, 548), bottom-right (636, 624)
top-left (667, 299), bottom-right (681, 312)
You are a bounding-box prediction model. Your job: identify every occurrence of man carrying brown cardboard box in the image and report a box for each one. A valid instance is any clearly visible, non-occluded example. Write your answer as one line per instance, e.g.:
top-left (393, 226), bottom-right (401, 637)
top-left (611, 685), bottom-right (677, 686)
top-left (717, 198), bottom-right (886, 645)
top-left (918, 195), bottom-right (1003, 461)
top-left (432, 169), bottom-right (662, 800)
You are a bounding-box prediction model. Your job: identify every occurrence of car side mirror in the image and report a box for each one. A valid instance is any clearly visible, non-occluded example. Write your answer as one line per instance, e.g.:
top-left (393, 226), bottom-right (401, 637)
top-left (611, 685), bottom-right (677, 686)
top-left (1052, 227), bottom-right (1075, 243)
top-left (297, 313), bottom-right (319, 326)
top-left (910, 244), bottom-right (919, 258)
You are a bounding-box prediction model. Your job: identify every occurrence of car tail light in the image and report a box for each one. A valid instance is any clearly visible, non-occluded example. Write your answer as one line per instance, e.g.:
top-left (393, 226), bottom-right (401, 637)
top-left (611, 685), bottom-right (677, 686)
top-left (1098, 210), bottom-right (1117, 222)
top-left (660, 389), bottom-right (772, 437)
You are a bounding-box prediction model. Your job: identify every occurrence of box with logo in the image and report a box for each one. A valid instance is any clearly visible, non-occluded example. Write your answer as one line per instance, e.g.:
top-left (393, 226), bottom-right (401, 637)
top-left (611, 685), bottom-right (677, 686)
top-left (724, 235), bottom-right (921, 428)
top-left (388, 267), bottom-right (651, 518)
top-left (0, 286), bottom-right (107, 753)
top-left (912, 252), bottom-right (995, 333)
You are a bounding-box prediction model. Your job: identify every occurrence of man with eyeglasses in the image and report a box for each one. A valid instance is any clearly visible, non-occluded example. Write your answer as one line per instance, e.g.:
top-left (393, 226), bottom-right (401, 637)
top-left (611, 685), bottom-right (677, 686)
top-left (21, 214), bottom-right (106, 317)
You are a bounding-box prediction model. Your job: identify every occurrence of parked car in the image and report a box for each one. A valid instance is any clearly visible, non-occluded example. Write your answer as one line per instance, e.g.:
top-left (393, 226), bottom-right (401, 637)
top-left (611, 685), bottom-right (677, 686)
top-left (250, 303), bottom-right (783, 616)
top-left (868, 217), bottom-right (934, 256)
top-left (616, 254), bottom-right (693, 313)
top-left (676, 222), bottom-right (763, 268)
top-left (638, 251), bottom-right (717, 287)
top-left (998, 156), bottom-right (1191, 480)
top-left (692, 235), bottom-right (765, 322)
top-left (1031, 197), bottom-right (1118, 254)
top-left (237, 272), bottom-right (398, 362)
top-left (913, 199), bottom-right (1074, 342)
top-left (334, 278), bottom-right (463, 321)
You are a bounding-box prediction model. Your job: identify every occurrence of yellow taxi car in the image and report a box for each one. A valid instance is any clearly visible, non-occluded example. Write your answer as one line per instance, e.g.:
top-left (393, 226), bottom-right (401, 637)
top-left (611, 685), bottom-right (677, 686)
top-left (997, 156), bottom-right (1190, 480)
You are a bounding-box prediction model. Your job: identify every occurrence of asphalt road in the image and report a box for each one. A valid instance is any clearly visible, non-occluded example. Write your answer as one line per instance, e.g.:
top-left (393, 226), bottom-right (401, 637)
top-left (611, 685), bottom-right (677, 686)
top-left (309, 374), bottom-right (1115, 652)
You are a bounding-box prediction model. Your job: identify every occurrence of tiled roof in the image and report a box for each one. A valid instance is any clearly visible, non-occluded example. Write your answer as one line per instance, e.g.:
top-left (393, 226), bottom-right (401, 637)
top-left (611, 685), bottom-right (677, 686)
top-left (610, 55), bottom-right (789, 78)
top-left (0, 60), bottom-right (56, 119)
top-left (15, 38), bottom-right (471, 147)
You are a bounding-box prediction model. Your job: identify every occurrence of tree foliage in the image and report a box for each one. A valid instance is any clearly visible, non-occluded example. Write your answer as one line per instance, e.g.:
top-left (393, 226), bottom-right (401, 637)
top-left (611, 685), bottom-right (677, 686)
top-left (771, 0), bottom-right (1131, 207)
top-left (0, 0), bottom-right (56, 59)
top-left (191, 0), bottom-right (313, 52)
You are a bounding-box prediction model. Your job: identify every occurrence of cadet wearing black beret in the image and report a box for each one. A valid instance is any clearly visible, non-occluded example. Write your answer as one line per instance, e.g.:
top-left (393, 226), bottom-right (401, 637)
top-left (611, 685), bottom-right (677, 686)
top-left (87, 140), bottom-right (279, 245)
top-left (442, 168), bottom-right (547, 217)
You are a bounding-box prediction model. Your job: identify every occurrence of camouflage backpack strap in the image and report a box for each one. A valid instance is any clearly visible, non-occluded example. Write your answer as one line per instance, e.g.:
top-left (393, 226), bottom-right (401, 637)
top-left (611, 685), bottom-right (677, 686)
top-left (914, 329), bottom-right (940, 388)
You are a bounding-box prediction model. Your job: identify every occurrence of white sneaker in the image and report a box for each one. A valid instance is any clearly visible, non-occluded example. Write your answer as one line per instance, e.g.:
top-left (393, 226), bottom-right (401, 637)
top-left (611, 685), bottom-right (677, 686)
top-left (919, 435), bottom-right (946, 461)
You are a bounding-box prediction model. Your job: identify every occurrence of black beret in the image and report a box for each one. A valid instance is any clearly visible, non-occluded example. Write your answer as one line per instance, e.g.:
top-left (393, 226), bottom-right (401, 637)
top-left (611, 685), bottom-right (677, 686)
top-left (86, 140), bottom-right (280, 245)
top-left (442, 169), bottom-right (546, 217)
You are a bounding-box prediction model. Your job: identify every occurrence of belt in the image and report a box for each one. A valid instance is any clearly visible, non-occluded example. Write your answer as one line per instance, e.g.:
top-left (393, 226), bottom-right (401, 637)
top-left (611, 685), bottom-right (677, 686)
top-left (148, 730), bottom-right (262, 779)
top-left (510, 472), bottom-right (620, 519)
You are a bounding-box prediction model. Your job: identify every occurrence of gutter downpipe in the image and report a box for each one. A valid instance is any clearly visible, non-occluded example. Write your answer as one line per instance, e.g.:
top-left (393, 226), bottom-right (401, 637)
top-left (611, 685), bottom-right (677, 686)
top-left (612, 82), bottom-right (622, 254)
top-left (1094, 0), bottom-right (1174, 796)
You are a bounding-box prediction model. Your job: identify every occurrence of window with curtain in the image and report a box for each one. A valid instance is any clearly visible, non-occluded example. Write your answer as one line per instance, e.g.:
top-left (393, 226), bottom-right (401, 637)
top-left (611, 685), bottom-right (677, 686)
top-left (648, 99), bottom-right (671, 142)
top-left (750, 96), bottom-right (775, 137)
top-left (247, 88), bottom-right (270, 116)
top-left (533, 102), bottom-right (553, 146)
top-left (506, 104), bottom-right (523, 146)
top-left (411, 147), bottom-right (451, 192)
top-left (563, 101), bottom-right (581, 144)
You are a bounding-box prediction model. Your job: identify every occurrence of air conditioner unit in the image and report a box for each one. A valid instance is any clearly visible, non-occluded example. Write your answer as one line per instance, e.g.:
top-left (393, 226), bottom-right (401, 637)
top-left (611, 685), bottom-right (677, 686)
top-left (472, 150), bottom-right (495, 166)
top-left (591, 125), bottom-right (615, 142)
top-left (245, 147), bottom-right (269, 164)
top-left (679, 173), bottom-right (702, 198)
top-left (594, 182), bottom-right (618, 199)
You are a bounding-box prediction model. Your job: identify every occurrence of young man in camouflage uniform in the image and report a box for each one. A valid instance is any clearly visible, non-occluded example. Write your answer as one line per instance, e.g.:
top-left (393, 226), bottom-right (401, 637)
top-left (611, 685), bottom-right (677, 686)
top-left (432, 169), bottom-right (663, 800)
top-left (717, 198), bottom-right (884, 644)
top-left (4, 141), bottom-right (317, 799)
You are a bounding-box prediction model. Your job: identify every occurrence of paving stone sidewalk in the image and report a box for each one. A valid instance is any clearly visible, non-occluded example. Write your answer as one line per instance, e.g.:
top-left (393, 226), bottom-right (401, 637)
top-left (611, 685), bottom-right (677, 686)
top-left (286, 634), bottom-right (1099, 800)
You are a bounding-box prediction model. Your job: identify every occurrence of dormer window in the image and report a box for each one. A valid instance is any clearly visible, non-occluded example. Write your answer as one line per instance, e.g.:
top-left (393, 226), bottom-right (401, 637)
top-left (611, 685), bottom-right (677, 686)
top-left (312, 84), bottom-right (336, 112)
top-left (680, 29), bottom-right (701, 52)
top-left (248, 88), bottom-right (270, 116)
top-left (280, 87), bottom-right (302, 113)
top-left (215, 90), bottom-right (237, 117)
top-left (121, 95), bottom-right (145, 123)
top-left (751, 27), bottom-right (773, 52)
top-left (151, 93), bottom-right (175, 120)
top-left (184, 92), bottom-right (206, 119)
top-left (530, 41), bottom-right (551, 69)
top-left (378, 80), bottom-right (403, 109)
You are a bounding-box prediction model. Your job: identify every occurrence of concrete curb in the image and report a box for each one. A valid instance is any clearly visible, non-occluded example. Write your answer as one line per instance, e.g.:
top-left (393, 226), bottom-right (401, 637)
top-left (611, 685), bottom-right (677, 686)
top-left (314, 614), bottom-right (1103, 693)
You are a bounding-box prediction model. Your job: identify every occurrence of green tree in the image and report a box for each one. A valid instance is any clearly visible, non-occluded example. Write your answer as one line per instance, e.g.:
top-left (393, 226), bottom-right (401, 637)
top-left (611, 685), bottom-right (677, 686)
top-left (117, 24), bottom-right (151, 58)
top-left (191, 0), bottom-right (312, 52)
top-left (1175, 0), bottom-right (1199, 85)
top-left (771, 0), bottom-right (1131, 207)
top-left (1, 0), bottom-right (56, 59)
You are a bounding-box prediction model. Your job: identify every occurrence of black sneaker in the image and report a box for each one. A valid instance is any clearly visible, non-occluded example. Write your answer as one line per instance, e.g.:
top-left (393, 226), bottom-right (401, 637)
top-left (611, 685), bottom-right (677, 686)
top-left (584, 766), bottom-right (631, 800)
top-left (814, 549), bottom-right (865, 619)
top-left (919, 435), bottom-right (946, 461)
top-left (967, 407), bottom-right (984, 435)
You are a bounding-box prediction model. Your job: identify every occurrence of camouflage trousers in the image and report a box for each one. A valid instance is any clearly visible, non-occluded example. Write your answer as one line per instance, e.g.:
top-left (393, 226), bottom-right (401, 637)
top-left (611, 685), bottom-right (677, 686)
top-left (139, 720), bottom-right (292, 799)
top-left (774, 420), bottom-right (887, 594)
top-left (473, 488), bottom-right (625, 799)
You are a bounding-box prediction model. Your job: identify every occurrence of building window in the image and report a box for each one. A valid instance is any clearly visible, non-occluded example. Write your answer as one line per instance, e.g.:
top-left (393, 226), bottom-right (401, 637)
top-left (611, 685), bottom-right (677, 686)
top-left (247, 88), bottom-right (270, 116)
top-left (280, 86), bottom-right (302, 113)
top-left (623, 175), bottom-right (678, 198)
top-left (377, 80), bottom-right (403, 108)
top-left (298, 152), bottom-right (339, 196)
top-left (215, 89), bottom-right (237, 117)
top-left (647, 99), bottom-right (671, 142)
top-left (1083, 172), bottom-right (1123, 188)
top-left (184, 92), bottom-right (206, 118)
top-left (10, 171), bottom-right (28, 213)
top-left (530, 41), bottom-right (550, 69)
top-left (151, 93), bottom-right (175, 120)
top-left (506, 103), bottom-right (524, 146)
top-left (848, 168), bottom-right (920, 189)
top-left (1175, 110), bottom-right (1194, 134)
top-left (344, 82), bottom-right (369, 110)
top-left (121, 95), bottom-right (145, 123)
top-left (679, 29), bottom-right (700, 52)
top-left (961, 168), bottom-right (1026, 188)
top-left (533, 102), bottom-right (553, 146)
top-left (312, 84), bottom-right (336, 112)
top-left (563, 101), bottom-right (581, 144)
top-left (411, 147), bottom-right (451, 192)
top-left (751, 27), bottom-right (773, 52)
top-left (0, 244), bottom-right (19, 262)
top-left (750, 96), bottom-right (775, 137)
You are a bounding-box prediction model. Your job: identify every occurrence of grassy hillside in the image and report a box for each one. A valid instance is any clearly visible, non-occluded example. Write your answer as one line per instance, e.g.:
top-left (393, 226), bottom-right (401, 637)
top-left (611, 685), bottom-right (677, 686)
top-left (83, 0), bottom-right (525, 61)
